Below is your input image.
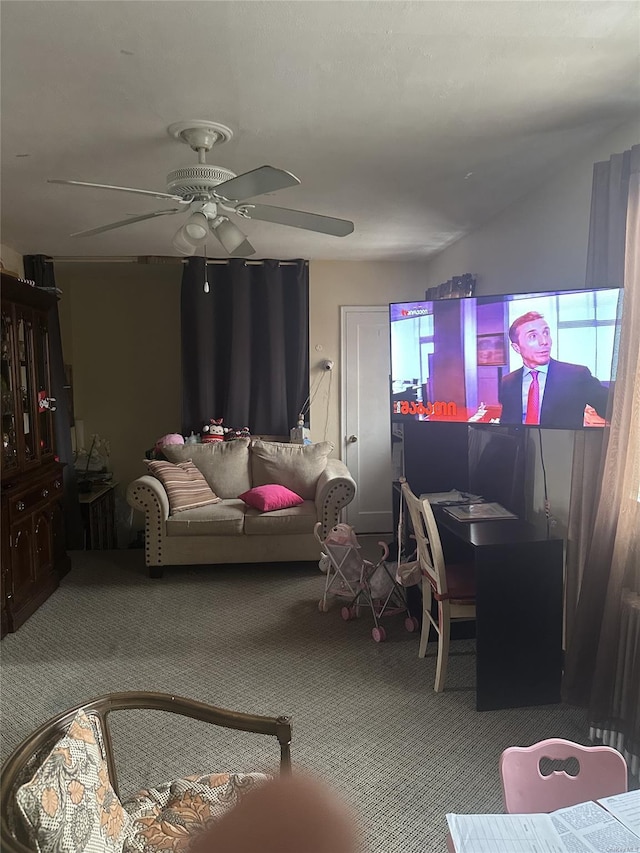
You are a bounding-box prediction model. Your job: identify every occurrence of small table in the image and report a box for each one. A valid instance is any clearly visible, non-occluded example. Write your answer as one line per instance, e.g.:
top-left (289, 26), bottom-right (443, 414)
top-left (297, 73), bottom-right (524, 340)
top-left (78, 483), bottom-right (118, 549)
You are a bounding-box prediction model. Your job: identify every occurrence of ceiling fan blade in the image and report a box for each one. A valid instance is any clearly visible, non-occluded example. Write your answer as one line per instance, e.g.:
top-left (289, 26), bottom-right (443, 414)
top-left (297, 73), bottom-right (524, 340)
top-left (213, 166), bottom-right (300, 202)
top-left (49, 179), bottom-right (186, 203)
top-left (237, 204), bottom-right (354, 237)
top-left (71, 208), bottom-right (181, 238)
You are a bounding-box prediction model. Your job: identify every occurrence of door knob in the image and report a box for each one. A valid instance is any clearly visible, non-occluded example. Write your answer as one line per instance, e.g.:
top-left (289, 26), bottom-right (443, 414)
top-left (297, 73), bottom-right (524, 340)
top-left (347, 434), bottom-right (358, 443)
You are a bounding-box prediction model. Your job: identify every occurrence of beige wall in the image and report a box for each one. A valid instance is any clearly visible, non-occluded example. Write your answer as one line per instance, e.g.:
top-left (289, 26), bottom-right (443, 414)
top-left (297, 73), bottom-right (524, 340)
top-left (307, 120), bottom-right (639, 470)
top-left (422, 120), bottom-right (640, 537)
top-left (55, 262), bottom-right (182, 512)
top-left (308, 260), bottom-right (428, 455)
top-left (52, 258), bottom-right (428, 535)
top-left (424, 120), bottom-right (640, 296)
top-left (53, 258), bottom-right (429, 533)
top-left (24, 120), bottom-right (640, 541)
top-left (1, 244), bottom-right (24, 278)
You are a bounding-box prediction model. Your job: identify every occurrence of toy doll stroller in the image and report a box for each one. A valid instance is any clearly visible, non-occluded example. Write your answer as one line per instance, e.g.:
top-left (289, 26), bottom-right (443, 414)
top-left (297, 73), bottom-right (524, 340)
top-left (314, 522), bottom-right (419, 643)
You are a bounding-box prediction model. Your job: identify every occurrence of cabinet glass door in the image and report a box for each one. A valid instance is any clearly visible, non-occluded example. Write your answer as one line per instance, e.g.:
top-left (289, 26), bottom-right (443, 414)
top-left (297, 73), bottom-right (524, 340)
top-left (16, 310), bottom-right (38, 466)
top-left (1, 308), bottom-right (18, 472)
top-left (35, 315), bottom-right (53, 458)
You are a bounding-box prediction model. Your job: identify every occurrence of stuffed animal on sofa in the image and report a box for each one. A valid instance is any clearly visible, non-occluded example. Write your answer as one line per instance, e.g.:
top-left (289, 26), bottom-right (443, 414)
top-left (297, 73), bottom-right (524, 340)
top-left (201, 418), bottom-right (226, 443)
top-left (224, 426), bottom-right (251, 441)
top-left (152, 433), bottom-right (185, 459)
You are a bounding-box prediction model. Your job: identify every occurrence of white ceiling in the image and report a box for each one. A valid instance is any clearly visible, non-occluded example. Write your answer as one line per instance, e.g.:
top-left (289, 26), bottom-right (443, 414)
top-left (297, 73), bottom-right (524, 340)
top-left (1, 1), bottom-right (638, 262)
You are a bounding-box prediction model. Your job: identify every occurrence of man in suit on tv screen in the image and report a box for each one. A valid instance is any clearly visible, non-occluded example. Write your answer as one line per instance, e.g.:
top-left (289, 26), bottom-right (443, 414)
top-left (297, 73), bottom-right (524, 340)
top-left (499, 312), bottom-right (610, 429)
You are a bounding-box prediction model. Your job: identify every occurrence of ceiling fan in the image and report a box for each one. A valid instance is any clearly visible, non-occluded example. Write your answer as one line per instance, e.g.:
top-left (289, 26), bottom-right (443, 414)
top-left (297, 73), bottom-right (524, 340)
top-left (48, 120), bottom-right (354, 256)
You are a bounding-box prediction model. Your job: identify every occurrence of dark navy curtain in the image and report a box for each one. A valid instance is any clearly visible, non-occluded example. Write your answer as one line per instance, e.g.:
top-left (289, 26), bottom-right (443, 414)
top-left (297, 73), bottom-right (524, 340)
top-left (181, 258), bottom-right (309, 437)
top-left (23, 255), bottom-right (84, 548)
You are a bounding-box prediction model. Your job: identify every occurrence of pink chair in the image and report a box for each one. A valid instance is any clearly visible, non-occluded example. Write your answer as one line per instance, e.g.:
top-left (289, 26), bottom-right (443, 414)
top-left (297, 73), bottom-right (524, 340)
top-left (500, 738), bottom-right (628, 814)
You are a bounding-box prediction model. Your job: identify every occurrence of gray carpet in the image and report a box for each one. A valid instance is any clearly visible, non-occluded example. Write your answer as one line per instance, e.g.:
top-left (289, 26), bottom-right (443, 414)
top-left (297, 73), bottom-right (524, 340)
top-left (1, 549), bottom-right (591, 852)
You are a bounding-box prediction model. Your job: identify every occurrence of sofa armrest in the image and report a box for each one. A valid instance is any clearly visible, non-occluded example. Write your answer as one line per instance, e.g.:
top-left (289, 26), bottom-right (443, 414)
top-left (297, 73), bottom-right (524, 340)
top-left (315, 459), bottom-right (357, 538)
top-left (127, 475), bottom-right (170, 520)
top-left (127, 476), bottom-right (170, 568)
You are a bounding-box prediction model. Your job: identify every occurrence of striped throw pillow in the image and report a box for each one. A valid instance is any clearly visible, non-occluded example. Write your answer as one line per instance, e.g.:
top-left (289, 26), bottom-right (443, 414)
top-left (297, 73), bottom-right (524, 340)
top-left (145, 459), bottom-right (221, 513)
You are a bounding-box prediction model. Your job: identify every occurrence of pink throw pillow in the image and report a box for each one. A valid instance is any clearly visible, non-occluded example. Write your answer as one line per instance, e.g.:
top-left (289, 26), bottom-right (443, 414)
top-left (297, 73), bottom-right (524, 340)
top-left (239, 484), bottom-right (304, 512)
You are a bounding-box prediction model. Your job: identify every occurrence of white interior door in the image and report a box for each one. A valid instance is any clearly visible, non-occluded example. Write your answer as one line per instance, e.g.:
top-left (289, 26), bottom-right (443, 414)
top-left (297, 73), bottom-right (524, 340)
top-left (341, 306), bottom-right (393, 533)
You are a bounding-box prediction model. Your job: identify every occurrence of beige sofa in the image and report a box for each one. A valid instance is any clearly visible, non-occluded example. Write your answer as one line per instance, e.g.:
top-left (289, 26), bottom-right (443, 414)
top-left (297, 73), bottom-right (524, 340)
top-left (127, 438), bottom-right (356, 577)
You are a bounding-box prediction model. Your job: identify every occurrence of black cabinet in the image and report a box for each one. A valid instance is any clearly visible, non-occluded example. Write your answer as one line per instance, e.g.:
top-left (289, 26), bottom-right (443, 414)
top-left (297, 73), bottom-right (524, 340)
top-left (79, 484), bottom-right (117, 549)
top-left (436, 510), bottom-right (563, 711)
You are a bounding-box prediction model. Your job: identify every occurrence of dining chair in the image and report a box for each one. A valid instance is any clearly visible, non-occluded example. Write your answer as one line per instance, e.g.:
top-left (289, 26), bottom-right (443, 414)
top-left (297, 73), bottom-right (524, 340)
top-left (400, 479), bottom-right (476, 692)
top-left (500, 737), bottom-right (628, 814)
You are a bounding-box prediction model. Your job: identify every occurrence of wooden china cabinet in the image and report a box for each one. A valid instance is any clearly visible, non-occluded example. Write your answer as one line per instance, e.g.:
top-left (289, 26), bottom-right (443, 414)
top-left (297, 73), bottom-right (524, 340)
top-left (1, 272), bottom-right (69, 637)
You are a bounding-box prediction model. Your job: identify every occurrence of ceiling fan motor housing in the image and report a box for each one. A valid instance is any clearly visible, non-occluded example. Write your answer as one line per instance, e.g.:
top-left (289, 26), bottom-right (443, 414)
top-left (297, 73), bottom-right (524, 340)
top-left (166, 164), bottom-right (237, 199)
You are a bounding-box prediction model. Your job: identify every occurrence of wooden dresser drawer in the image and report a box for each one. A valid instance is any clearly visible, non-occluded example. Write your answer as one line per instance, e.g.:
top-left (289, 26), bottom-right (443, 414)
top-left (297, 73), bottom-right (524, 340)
top-left (7, 473), bottom-right (63, 521)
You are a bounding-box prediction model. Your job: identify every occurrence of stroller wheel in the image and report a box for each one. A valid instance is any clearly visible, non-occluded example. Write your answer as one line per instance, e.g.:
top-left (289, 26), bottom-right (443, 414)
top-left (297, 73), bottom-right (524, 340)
top-left (372, 626), bottom-right (386, 643)
top-left (318, 599), bottom-right (329, 612)
top-left (341, 606), bottom-right (353, 621)
top-left (405, 616), bottom-right (420, 633)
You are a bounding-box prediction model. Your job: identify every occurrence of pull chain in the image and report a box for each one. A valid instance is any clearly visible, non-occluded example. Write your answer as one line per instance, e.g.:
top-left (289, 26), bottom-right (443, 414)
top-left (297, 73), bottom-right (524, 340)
top-left (203, 246), bottom-right (210, 293)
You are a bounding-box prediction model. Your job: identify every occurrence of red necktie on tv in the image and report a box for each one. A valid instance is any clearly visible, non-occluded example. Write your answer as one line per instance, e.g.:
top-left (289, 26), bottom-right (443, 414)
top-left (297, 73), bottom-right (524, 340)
top-left (525, 370), bottom-right (540, 424)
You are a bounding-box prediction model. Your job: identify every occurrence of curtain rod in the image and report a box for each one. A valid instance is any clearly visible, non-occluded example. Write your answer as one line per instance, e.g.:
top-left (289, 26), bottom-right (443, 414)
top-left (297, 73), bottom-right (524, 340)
top-left (45, 257), bottom-right (307, 266)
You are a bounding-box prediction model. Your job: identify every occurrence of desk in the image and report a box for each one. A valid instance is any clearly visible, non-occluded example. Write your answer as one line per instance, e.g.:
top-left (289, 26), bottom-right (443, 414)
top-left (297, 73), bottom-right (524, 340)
top-left (434, 508), bottom-right (563, 712)
top-left (78, 483), bottom-right (117, 549)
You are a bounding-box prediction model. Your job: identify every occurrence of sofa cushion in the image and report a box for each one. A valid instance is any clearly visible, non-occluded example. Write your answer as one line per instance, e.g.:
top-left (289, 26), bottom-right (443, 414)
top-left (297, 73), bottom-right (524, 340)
top-left (244, 500), bottom-right (317, 535)
top-left (239, 484), bottom-right (304, 512)
top-left (250, 440), bottom-right (334, 500)
top-left (145, 459), bottom-right (221, 514)
top-left (165, 500), bottom-right (246, 536)
top-left (164, 439), bottom-right (251, 499)
top-left (123, 772), bottom-right (269, 853)
top-left (16, 710), bottom-right (131, 853)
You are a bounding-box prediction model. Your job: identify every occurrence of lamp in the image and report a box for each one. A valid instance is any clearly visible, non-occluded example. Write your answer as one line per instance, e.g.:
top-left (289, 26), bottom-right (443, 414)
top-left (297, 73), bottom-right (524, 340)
top-left (210, 216), bottom-right (248, 254)
top-left (232, 239), bottom-right (257, 258)
top-left (172, 227), bottom-right (197, 256)
top-left (183, 212), bottom-right (209, 243)
top-left (172, 210), bottom-right (210, 255)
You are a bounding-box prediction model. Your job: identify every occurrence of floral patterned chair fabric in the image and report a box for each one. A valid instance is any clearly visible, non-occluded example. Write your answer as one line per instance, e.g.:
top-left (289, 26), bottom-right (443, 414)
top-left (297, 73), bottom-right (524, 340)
top-left (123, 772), bottom-right (269, 853)
top-left (1, 693), bottom-right (292, 853)
top-left (15, 710), bottom-right (131, 853)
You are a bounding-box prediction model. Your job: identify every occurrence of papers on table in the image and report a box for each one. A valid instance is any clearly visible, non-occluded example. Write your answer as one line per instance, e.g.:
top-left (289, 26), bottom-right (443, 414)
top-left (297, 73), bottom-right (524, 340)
top-left (551, 799), bottom-right (640, 853)
top-left (420, 490), bottom-right (483, 506)
top-left (598, 790), bottom-right (640, 836)
top-left (447, 813), bottom-right (563, 852)
top-left (444, 502), bottom-right (518, 522)
top-left (447, 791), bottom-right (640, 853)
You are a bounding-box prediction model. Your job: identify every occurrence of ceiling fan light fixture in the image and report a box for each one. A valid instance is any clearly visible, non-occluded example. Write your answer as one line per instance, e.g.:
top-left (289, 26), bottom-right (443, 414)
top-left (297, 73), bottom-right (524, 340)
top-left (172, 226), bottom-right (197, 256)
top-left (50, 121), bottom-right (354, 254)
top-left (211, 216), bottom-right (247, 254)
top-left (183, 211), bottom-right (209, 243)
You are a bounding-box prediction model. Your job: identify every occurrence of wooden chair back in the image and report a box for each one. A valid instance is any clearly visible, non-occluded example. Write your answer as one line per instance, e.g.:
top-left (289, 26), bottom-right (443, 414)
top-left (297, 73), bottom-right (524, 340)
top-left (401, 480), bottom-right (448, 596)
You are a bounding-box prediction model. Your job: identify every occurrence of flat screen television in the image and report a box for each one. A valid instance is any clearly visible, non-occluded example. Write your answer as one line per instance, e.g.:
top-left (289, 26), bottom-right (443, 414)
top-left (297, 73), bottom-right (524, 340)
top-left (389, 288), bottom-right (623, 430)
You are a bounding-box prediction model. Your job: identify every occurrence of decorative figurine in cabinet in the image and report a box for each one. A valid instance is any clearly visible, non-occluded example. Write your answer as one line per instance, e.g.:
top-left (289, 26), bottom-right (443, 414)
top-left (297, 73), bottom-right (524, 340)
top-left (1, 272), bottom-right (70, 637)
